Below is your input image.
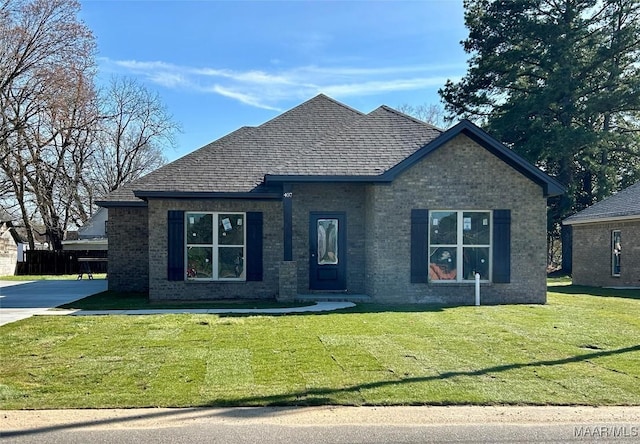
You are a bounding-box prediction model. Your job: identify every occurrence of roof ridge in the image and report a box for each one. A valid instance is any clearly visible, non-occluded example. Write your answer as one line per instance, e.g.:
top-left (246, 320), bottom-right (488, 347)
top-left (269, 102), bottom-right (444, 176)
top-left (258, 94), bottom-right (364, 130)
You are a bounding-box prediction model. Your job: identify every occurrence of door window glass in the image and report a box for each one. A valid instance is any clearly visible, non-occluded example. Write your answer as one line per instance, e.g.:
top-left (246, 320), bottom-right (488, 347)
top-left (317, 219), bottom-right (338, 265)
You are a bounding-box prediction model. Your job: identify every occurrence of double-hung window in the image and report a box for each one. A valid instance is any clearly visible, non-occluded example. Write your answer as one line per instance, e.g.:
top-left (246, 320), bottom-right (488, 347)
top-left (429, 211), bottom-right (491, 282)
top-left (185, 212), bottom-right (246, 281)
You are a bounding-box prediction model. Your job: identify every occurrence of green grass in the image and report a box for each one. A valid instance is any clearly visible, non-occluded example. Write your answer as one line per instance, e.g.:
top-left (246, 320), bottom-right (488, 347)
top-left (0, 274), bottom-right (107, 281)
top-left (1, 286), bottom-right (640, 409)
top-left (58, 291), bottom-right (315, 310)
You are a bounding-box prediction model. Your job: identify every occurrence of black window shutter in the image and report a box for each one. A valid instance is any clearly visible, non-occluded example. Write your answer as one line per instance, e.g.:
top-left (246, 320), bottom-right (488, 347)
top-left (167, 210), bottom-right (185, 281)
top-left (493, 209), bottom-right (511, 283)
top-left (246, 212), bottom-right (263, 281)
top-left (410, 209), bottom-right (429, 283)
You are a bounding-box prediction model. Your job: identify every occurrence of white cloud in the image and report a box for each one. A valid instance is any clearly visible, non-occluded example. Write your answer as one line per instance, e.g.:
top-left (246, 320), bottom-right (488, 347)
top-left (322, 77), bottom-right (456, 97)
top-left (99, 57), bottom-right (465, 110)
top-left (208, 86), bottom-right (282, 111)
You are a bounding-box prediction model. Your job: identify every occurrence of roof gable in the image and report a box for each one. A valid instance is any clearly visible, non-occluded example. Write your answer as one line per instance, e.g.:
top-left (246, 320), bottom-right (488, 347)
top-left (380, 120), bottom-right (564, 197)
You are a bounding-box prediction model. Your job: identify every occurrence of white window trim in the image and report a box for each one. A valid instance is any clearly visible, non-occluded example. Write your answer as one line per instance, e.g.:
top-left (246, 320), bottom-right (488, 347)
top-left (429, 210), bottom-right (492, 283)
top-left (185, 211), bottom-right (246, 282)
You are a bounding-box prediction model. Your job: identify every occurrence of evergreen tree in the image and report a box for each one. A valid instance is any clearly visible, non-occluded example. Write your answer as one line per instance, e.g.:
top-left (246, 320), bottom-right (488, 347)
top-left (440, 0), bottom-right (640, 237)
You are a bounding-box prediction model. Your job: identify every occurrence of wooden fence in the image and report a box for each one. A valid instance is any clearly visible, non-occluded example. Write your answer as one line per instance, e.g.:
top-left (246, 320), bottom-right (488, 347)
top-left (16, 250), bottom-right (108, 276)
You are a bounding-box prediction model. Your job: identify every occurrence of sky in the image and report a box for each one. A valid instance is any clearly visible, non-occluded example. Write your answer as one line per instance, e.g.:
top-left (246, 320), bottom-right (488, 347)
top-left (78, 0), bottom-right (470, 161)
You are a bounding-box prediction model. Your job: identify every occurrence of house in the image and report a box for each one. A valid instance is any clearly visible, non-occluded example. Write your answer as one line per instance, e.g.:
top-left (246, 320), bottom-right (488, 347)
top-left (98, 94), bottom-right (564, 304)
top-left (62, 207), bottom-right (108, 253)
top-left (62, 208), bottom-right (108, 275)
top-left (0, 210), bottom-right (24, 276)
top-left (564, 181), bottom-right (640, 287)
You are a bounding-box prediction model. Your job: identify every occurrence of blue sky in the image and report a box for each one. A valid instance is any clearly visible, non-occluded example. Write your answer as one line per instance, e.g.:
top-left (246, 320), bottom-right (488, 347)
top-left (79, 0), bottom-right (469, 161)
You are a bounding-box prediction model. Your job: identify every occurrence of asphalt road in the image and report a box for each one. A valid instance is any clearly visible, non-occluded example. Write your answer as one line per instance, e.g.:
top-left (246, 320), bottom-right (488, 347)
top-left (2, 406), bottom-right (640, 444)
top-left (0, 279), bottom-right (107, 325)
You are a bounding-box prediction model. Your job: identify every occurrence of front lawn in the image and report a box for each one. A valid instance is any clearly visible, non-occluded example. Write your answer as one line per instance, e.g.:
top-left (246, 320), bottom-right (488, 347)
top-left (1, 286), bottom-right (639, 409)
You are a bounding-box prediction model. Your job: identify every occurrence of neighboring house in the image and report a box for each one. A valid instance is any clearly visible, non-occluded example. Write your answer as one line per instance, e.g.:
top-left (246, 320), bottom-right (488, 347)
top-left (62, 207), bottom-right (108, 253)
top-left (62, 208), bottom-right (108, 275)
top-left (564, 181), bottom-right (640, 288)
top-left (98, 94), bottom-right (564, 304)
top-left (0, 210), bottom-right (24, 276)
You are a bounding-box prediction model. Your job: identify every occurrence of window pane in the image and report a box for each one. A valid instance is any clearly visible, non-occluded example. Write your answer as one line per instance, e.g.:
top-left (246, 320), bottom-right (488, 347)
top-left (219, 247), bottom-right (244, 279)
top-left (463, 247), bottom-right (489, 280)
top-left (187, 213), bottom-right (213, 245)
top-left (318, 219), bottom-right (338, 265)
top-left (612, 231), bottom-right (621, 276)
top-left (187, 246), bottom-right (213, 279)
top-left (430, 211), bottom-right (457, 245)
top-left (429, 247), bottom-right (457, 280)
top-left (219, 214), bottom-right (244, 245)
top-left (463, 212), bottom-right (490, 245)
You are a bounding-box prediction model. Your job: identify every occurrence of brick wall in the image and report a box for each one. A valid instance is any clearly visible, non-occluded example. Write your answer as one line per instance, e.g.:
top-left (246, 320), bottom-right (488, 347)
top-left (291, 183), bottom-right (367, 294)
top-left (146, 199), bottom-right (281, 300)
top-left (364, 134), bottom-right (548, 304)
top-left (572, 220), bottom-right (640, 287)
top-left (107, 133), bottom-right (550, 304)
top-left (107, 206), bottom-right (149, 292)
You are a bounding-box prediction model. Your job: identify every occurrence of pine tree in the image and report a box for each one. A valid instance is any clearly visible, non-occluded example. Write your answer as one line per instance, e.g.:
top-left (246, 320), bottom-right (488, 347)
top-left (440, 0), bottom-right (640, 237)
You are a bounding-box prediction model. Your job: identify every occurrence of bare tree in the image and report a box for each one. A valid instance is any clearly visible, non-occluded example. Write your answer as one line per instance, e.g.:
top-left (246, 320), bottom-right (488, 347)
top-left (90, 77), bottom-right (179, 197)
top-left (396, 103), bottom-right (448, 129)
top-left (0, 1), bottom-right (179, 251)
top-left (0, 0), bottom-right (96, 249)
top-left (24, 66), bottom-right (98, 250)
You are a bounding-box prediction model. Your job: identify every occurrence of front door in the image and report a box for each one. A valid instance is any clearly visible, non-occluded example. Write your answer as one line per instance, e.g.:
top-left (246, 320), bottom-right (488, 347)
top-left (309, 212), bottom-right (346, 290)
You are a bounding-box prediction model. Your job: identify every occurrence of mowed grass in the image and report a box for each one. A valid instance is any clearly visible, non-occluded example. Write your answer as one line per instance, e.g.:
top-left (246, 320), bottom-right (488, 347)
top-left (1, 285), bottom-right (639, 409)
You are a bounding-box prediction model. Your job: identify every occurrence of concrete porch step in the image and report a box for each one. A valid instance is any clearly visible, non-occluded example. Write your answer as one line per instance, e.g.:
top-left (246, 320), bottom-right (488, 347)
top-left (296, 293), bottom-right (372, 303)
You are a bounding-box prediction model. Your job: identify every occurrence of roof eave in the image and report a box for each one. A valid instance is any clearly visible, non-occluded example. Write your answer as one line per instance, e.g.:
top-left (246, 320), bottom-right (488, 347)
top-left (264, 175), bottom-right (390, 184)
top-left (95, 200), bottom-right (147, 208)
top-left (132, 190), bottom-right (283, 200)
top-left (563, 213), bottom-right (640, 225)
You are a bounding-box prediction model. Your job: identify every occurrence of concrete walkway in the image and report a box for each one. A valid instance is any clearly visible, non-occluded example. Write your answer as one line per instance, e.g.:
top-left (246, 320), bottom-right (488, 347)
top-left (0, 279), bottom-right (355, 326)
top-left (60, 301), bottom-right (355, 317)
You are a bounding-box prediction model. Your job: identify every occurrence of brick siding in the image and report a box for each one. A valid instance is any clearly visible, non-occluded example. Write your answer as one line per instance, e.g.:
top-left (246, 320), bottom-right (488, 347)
top-left (107, 207), bottom-right (149, 292)
top-left (291, 183), bottom-right (367, 294)
top-left (107, 133), bottom-right (549, 304)
top-left (147, 199), bottom-right (281, 300)
top-left (364, 134), bottom-right (548, 304)
top-left (572, 220), bottom-right (640, 287)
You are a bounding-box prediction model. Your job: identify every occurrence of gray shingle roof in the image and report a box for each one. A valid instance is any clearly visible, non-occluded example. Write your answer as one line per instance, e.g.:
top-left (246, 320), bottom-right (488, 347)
top-left (100, 94), bottom-right (366, 203)
top-left (98, 93), bottom-right (560, 206)
top-left (270, 105), bottom-right (441, 176)
top-left (564, 181), bottom-right (640, 225)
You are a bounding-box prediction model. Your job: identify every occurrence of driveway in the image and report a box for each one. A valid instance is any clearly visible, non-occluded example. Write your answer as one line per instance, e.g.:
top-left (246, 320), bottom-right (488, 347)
top-left (0, 279), bottom-right (107, 326)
